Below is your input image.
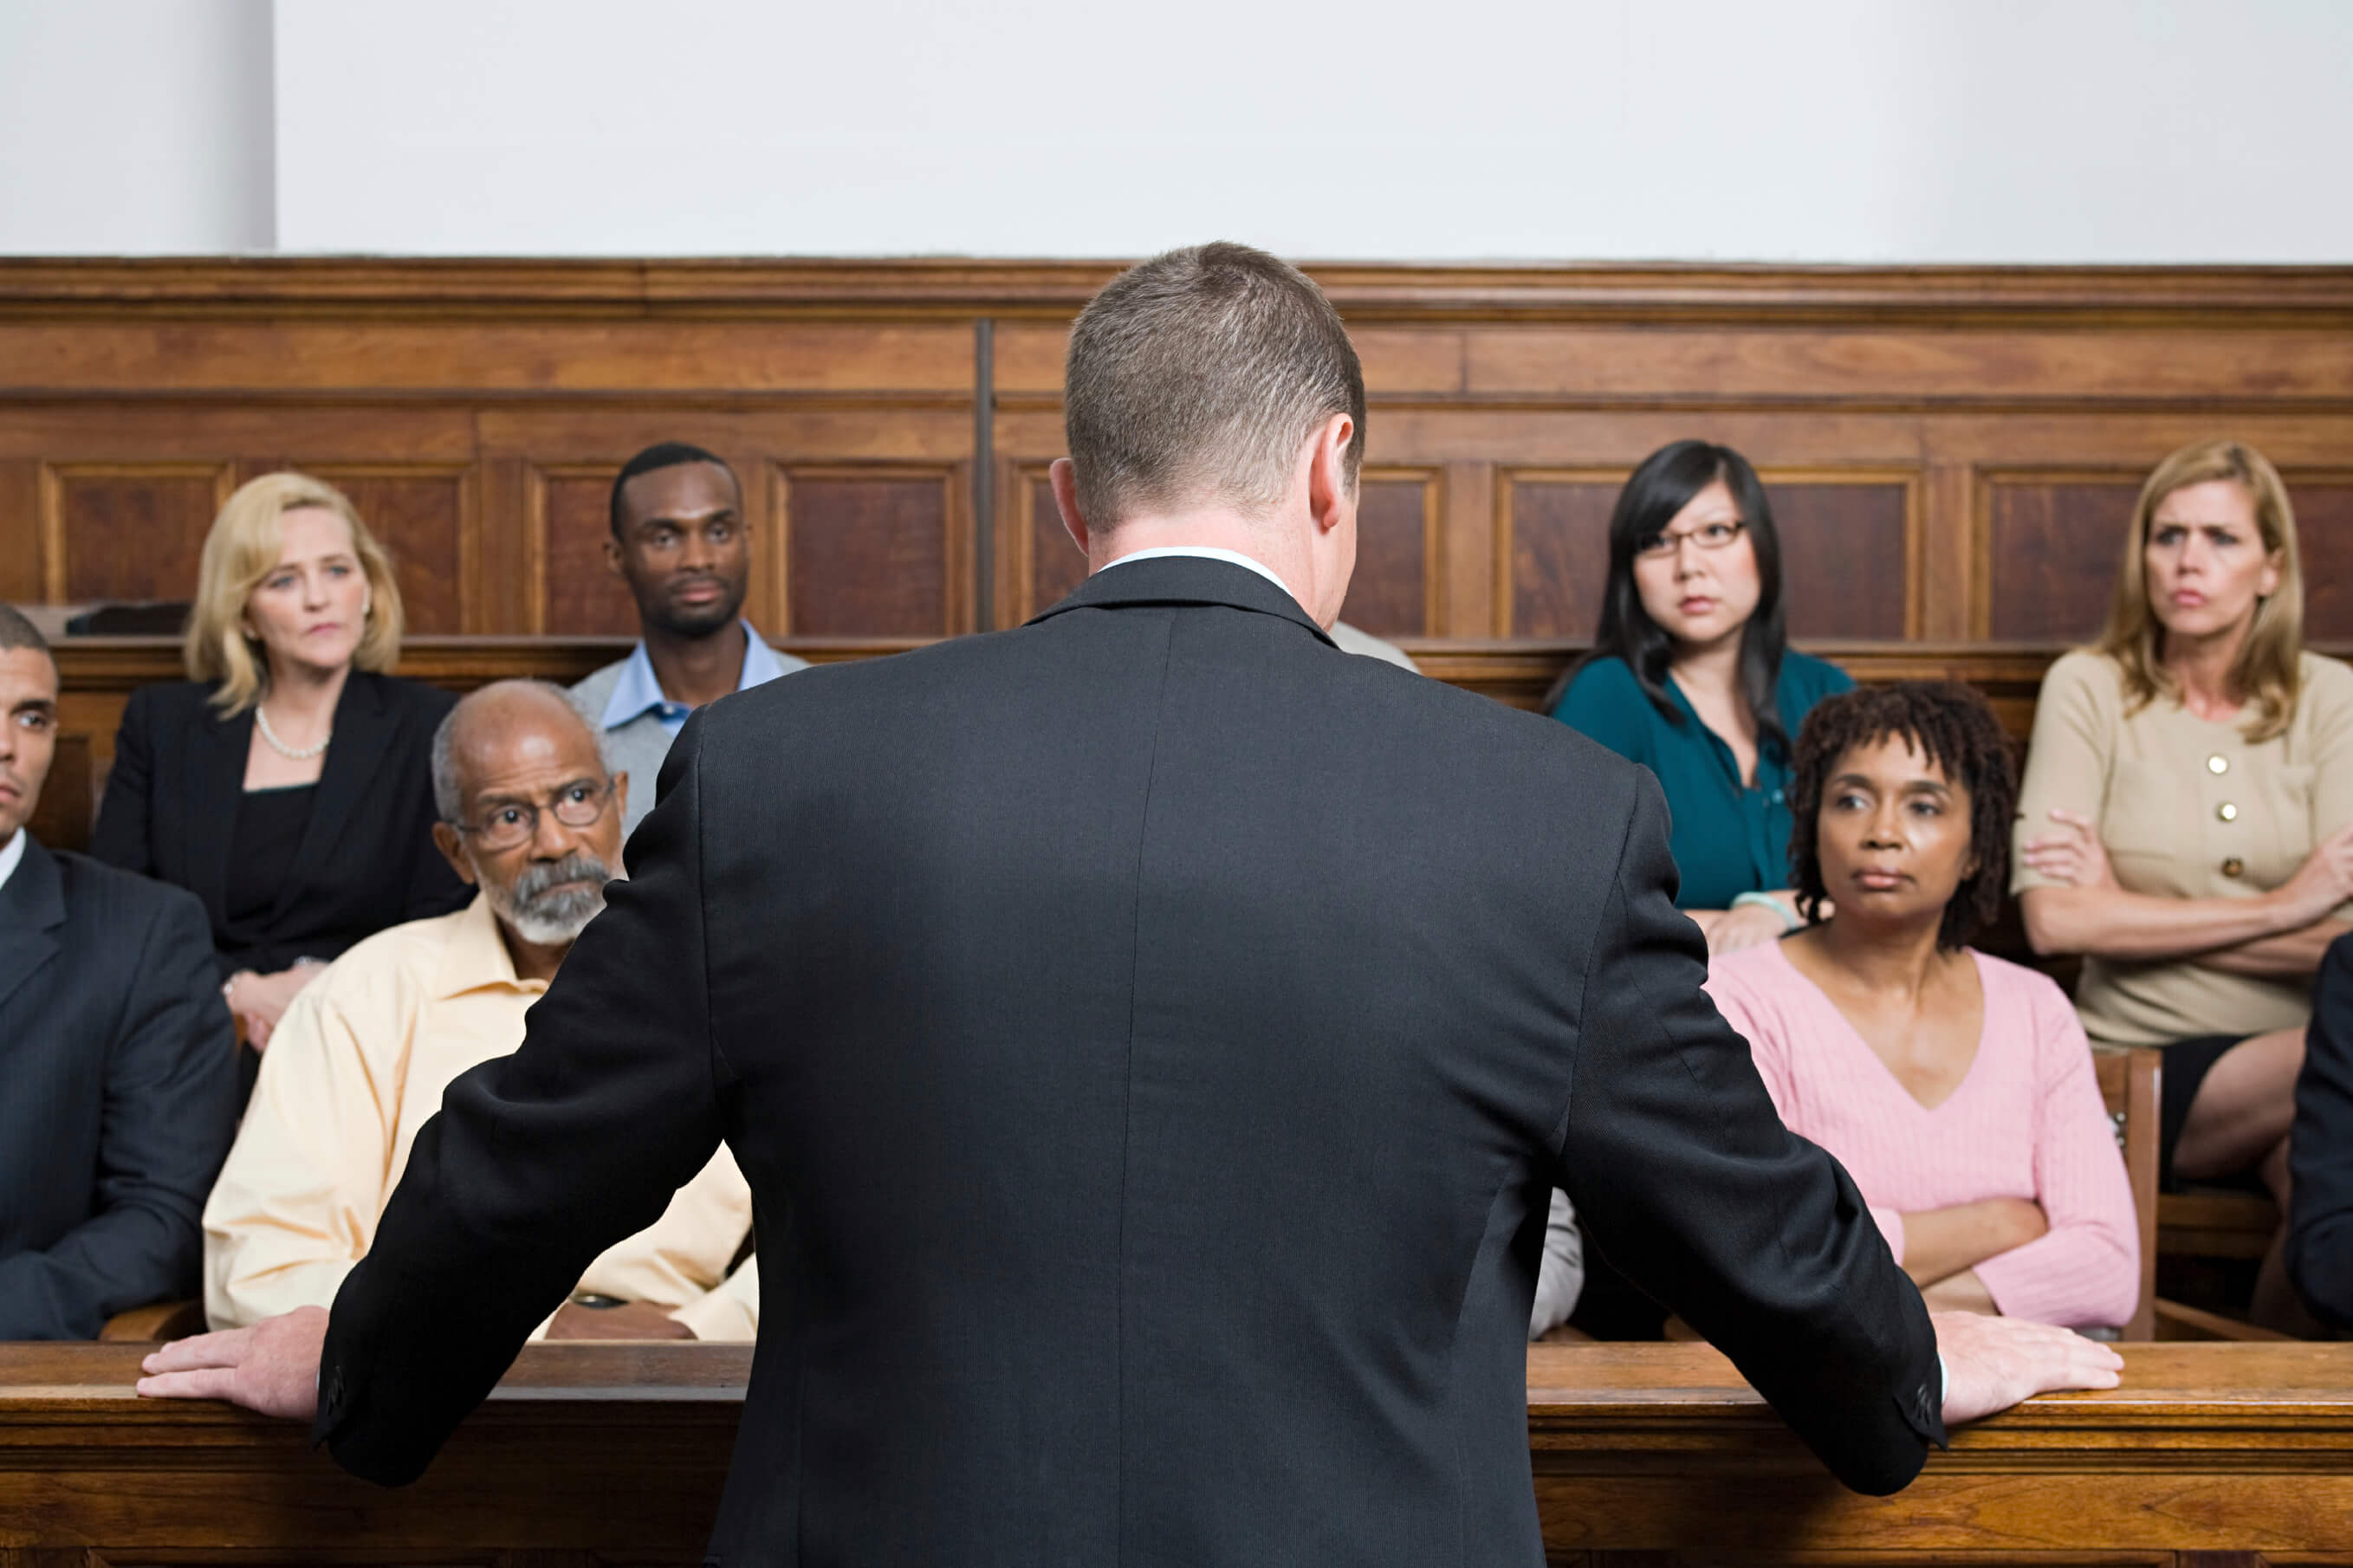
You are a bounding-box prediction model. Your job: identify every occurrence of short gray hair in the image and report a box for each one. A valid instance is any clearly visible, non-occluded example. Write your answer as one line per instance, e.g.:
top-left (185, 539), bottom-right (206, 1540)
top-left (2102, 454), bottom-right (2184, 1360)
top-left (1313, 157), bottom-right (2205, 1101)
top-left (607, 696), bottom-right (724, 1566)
top-left (1064, 242), bottom-right (1365, 528)
top-left (0, 603), bottom-right (52, 660)
top-left (431, 679), bottom-right (611, 822)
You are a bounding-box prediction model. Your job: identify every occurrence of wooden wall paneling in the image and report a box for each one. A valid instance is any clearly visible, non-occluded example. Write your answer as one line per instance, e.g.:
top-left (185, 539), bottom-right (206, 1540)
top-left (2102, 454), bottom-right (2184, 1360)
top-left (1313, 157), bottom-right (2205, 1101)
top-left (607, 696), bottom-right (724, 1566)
top-left (1499, 470), bottom-right (1623, 640)
top-left (2285, 477), bottom-right (2353, 640)
top-left (1763, 471), bottom-right (1918, 641)
top-left (1439, 461), bottom-right (1495, 638)
top-left (477, 453), bottom-right (536, 634)
top-left (1919, 460), bottom-right (1978, 640)
top-left (1345, 469), bottom-right (1441, 638)
top-left (779, 465), bottom-right (970, 638)
top-left (0, 459), bottom-right (39, 604)
top-left (42, 461), bottom-right (234, 605)
top-left (1974, 471), bottom-right (2140, 643)
top-left (534, 463), bottom-right (634, 637)
top-left (1011, 465), bottom-right (1086, 625)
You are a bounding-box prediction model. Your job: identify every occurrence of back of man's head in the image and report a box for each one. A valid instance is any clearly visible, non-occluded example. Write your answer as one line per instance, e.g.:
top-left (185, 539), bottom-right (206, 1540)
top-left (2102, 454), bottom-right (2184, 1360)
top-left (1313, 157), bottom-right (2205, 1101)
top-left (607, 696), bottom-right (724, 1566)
top-left (1065, 243), bottom-right (1364, 530)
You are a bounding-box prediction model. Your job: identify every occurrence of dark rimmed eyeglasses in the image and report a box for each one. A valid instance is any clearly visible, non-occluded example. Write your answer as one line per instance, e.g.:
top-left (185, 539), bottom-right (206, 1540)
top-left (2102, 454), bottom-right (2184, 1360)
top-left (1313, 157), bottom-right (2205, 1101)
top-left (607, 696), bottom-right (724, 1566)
top-left (1634, 518), bottom-right (1747, 560)
top-left (450, 778), bottom-right (613, 852)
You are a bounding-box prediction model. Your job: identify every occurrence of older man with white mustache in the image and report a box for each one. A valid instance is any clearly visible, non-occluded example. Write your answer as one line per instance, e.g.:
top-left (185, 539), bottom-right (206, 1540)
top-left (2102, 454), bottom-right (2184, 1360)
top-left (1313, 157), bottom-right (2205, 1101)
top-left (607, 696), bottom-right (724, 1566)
top-left (198, 679), bottom-right (756, 1341)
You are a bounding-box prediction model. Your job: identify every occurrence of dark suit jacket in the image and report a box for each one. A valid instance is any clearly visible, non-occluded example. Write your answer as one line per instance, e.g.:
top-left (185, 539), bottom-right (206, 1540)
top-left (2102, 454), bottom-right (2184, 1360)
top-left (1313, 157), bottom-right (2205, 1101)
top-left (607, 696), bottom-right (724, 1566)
top-left (318, 559), bottom-right (1944, 1565)
top-left (2289, 931), bottom-right (2353, 1323)
top-left (0, 836), bottom-right (237, 1338)
top-left (91, 671), bottom-right (469, 978)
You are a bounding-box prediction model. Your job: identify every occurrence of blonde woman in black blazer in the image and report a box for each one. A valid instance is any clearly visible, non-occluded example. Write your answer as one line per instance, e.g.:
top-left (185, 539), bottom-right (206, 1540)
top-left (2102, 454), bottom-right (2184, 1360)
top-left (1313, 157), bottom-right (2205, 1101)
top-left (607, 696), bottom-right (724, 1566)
top-left (92, 472), bottom-right (465, 1057)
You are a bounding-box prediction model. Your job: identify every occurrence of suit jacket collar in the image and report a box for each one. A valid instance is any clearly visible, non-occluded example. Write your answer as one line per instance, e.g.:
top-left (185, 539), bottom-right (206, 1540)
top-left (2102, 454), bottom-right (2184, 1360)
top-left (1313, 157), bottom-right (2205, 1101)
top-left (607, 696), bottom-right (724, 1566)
top-left (0, 833), bottom-right (65, 1013)
top-left (187, 694), bottom-right (253, 920)
top-left (1027, 554), bottom-right (1338, 649)
top-left (270, 671), bottom-right (397, 928)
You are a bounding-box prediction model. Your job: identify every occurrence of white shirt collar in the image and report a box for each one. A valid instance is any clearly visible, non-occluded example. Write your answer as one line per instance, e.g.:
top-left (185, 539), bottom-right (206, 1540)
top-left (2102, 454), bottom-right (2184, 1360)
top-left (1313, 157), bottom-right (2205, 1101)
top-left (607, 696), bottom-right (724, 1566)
top-left (1097, 546), bottom-right (1299, 606)
top-left (0, 829), bottom-right (24, 897)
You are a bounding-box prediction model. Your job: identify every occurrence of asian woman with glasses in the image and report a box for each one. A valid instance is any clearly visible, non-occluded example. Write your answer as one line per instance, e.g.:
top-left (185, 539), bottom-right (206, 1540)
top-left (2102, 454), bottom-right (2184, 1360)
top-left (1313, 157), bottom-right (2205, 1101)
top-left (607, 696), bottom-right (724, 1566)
top-left (1546, 440), bottom-right (1853, 958)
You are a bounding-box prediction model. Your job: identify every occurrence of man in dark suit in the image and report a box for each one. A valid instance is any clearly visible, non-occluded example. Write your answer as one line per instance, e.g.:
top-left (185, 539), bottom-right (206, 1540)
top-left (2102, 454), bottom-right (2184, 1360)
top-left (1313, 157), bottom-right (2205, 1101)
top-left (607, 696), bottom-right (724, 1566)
top-left (0, 605), bottom-right (237, 1338)
top-left (2287, 934), bottom-right (2353, 1322)
top-left (141, 244), bottom-right (2119, 1564)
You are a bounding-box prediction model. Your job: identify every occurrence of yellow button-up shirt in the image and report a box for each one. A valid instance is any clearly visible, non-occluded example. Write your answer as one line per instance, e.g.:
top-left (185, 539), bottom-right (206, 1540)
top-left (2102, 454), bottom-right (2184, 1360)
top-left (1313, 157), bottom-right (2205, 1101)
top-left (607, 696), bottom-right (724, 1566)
top-left (203, 893), bottom-right (756, 1339)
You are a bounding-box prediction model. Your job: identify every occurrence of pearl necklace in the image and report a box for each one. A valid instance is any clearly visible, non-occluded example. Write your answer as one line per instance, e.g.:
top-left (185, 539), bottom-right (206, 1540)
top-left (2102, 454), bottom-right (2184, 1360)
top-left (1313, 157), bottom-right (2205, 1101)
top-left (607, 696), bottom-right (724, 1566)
top-left (255, 703), bottom-right (331, 761)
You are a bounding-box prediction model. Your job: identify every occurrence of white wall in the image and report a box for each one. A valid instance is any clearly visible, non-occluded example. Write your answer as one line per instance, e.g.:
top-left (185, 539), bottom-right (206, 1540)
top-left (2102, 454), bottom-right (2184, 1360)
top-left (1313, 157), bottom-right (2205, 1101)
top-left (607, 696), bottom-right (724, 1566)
top-left (0, 0), bottom-right (275, 254)
top-left (5, 0), bottom-right (2350, 261)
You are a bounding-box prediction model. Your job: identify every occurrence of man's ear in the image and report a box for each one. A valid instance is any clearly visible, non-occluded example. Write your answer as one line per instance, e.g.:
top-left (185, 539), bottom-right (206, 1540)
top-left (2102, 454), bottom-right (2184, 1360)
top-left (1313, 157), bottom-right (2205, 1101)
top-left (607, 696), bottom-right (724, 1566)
top-left (1306, 412), bottom-right (1357, 535)
top-left (604, 532), bottom-right (627, 580)
top-left (431, 821), bottom-right (480, 889)
top-left (611, 770), bottom-right (629, 827)
top-left (1049, 458), bottom-right (1094, 560)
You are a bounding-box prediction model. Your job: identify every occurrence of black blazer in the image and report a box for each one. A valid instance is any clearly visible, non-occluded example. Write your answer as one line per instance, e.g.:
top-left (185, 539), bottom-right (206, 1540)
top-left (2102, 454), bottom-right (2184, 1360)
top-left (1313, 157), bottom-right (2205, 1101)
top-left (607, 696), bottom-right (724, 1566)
top-left (318, 559), bottom-right (1944, 1564)
top-left (2289, 932), bottom-right (2353, 1323)
top-left (91, 671), bottom-right (469, 978)
top-left (0, 836), bottom-right (237, 1338)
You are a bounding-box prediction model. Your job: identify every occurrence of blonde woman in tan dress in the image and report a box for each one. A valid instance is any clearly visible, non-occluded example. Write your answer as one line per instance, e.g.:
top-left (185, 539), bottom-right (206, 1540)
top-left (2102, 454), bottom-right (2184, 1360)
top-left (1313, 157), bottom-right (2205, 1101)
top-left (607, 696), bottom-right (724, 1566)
top-left (2013, 438), bottom-right (2353, 1332)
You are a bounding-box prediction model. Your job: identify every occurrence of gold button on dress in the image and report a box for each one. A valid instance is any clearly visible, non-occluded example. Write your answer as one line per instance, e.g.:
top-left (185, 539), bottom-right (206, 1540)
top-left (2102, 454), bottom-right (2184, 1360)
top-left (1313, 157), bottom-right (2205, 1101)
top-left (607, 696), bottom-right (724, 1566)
top-left (2223, 857), bottom-right (2246, 878)
top-left (2208, 755), bottom-right (2230, 774)
top-left (2218, 801), bottom-right (2240, 822)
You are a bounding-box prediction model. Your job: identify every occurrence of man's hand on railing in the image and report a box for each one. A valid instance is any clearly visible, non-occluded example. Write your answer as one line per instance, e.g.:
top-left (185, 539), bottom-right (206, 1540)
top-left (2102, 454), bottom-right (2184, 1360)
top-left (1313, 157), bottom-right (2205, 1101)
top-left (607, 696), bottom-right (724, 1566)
top-left (1935, 1310), bottom-right (2123, 1428)
top-left (134, 1305), bottom-right (327, 1420)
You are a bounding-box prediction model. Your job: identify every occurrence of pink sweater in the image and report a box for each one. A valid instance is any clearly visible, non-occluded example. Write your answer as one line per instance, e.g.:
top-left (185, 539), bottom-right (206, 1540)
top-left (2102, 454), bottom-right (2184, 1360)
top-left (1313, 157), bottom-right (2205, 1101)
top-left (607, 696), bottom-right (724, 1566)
top-left (1705, 941), bottom-right (2140, 1329)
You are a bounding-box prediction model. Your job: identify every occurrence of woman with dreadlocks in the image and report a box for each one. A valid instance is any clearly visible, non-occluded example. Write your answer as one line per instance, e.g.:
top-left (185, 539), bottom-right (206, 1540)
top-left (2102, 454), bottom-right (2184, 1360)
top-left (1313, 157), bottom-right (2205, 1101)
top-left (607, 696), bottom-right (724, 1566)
top-left (1703, 683), bottom-right (2139, 1327)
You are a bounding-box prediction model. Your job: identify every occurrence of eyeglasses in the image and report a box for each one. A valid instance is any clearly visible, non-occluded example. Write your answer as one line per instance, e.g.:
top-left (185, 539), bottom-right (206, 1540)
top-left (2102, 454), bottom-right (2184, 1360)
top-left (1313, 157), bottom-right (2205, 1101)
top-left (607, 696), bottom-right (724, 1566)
top-left (451, 779), bottom-right (613, 852)
top-left (1634, 519), bottom-right (1747, 560)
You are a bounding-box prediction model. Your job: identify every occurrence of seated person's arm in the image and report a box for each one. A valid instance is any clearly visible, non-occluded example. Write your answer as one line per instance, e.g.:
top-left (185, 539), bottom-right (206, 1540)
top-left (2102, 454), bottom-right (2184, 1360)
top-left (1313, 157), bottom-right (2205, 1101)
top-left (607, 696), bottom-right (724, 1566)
top-left (2016, 826), bottom-right (2353, 962)
top-left (2190, 918), bottom-right (2353, 979)
top-left (2290, 936), bottom-right (2353, 1326)
top-left (1884, 1199), bottom-right (2047, 1299)
top-left (203, 981), bottom-right (396, 1329)
top-left (0, 892), bottom-right (234, 1338)
top-left (551, 1144), bottom-right (758, 1343)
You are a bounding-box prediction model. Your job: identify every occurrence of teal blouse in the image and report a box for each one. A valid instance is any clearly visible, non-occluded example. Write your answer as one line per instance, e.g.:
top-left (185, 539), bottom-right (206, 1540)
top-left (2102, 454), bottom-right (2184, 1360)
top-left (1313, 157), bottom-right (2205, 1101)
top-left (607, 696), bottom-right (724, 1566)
top-left (1552, 651), bottom-right (1854, 910)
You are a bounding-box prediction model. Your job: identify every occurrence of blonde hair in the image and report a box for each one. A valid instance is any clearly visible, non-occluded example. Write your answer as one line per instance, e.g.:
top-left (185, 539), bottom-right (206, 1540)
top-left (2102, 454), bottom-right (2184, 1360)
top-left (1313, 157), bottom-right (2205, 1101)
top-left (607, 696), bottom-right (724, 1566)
top-left (2093, 437), bottom-right (2304, 743)
top-left (184, 472), bottom-right (405, 715)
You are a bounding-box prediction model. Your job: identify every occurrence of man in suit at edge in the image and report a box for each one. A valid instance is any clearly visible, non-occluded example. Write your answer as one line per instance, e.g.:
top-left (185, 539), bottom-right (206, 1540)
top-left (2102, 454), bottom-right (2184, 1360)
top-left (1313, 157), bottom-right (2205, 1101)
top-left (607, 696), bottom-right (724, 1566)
top-left (139, 243), bottom-right (2121, 1565)
top-left (0, 604), bottom-right (237, 1338)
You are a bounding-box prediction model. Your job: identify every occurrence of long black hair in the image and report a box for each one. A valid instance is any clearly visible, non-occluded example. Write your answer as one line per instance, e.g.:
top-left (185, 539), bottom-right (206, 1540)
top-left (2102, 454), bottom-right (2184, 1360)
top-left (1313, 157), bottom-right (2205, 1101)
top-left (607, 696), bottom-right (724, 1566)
top-left (1545, 440), bottom-right (1792, 762)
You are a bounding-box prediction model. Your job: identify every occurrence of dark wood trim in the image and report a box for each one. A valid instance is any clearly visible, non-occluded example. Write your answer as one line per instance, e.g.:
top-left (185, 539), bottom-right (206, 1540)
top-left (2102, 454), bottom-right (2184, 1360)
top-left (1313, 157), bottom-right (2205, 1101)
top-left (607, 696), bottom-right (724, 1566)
top-left (6, 258), bottom-right (2353, 326)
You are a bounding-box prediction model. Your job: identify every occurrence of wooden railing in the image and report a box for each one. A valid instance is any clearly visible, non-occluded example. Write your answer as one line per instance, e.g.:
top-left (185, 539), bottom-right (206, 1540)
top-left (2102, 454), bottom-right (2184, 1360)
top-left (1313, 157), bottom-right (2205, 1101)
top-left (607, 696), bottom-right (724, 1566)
top-left (4, 1340), bottom-right (2349, 1564)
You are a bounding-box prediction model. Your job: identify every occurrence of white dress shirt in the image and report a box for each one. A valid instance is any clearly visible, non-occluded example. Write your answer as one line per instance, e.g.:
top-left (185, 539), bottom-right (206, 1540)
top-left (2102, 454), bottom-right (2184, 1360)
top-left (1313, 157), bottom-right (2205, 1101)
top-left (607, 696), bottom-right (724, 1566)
top-left (1099, 545), bottom-right (1300, 606)
top-left (0, 829), bottom-right (24, 897)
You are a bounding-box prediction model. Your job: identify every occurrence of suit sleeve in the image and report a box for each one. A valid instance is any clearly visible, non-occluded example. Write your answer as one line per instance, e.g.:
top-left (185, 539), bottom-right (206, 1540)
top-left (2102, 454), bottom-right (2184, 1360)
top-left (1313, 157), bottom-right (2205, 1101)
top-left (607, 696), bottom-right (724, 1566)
top-left (0, 886), bottom-right (234, 1338)
top-left (89, 686), bottom-right (157, 874)
top-left (1554, 769), bottom-right (1945, 1495)
top-left (2289, 932), bottom-right (2353, 1325)
top-left (314, 714), bottom-right (732, 1485)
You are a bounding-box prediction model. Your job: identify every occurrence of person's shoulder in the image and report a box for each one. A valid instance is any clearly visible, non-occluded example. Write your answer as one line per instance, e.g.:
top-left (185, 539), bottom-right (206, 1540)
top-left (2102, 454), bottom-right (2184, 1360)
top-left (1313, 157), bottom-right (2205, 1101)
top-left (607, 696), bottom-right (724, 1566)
top-left (1561, 655), bottom-right (1642, 703)
top-left (360, 671), bottom-right (458, 722)
top-left (2298, 650), bottom-right (2353, 706)
top-left (2041, 648), bottom-right (2124, 701)
top-left (1781, 648), bottom-right (1855, 700)
top-left (308, 904), bottom-right (471, 1008)
top-left (1967, 947), bottom-right (2081, 1022)
top-left (50, 844), bottom-right (195, 908)
top-left (1702, 936), bottom-right (1791, 1000)
top-left (120, 679), bottom-right (224, 729)
top-left (48, 844), bottom-right (209, 935)
top-left (569, 657), bottom-right (631, 706)
top-left (1328, 620), bottom-right (1419, 671)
